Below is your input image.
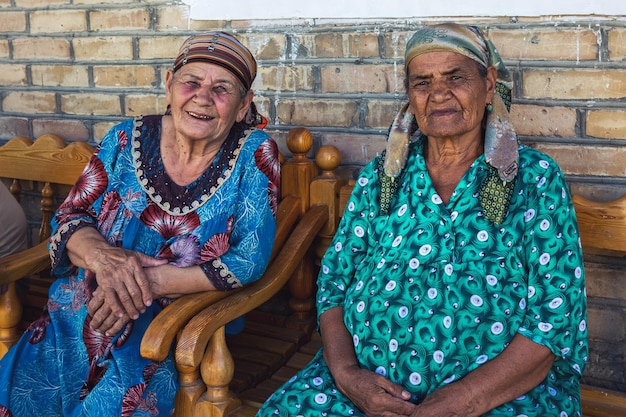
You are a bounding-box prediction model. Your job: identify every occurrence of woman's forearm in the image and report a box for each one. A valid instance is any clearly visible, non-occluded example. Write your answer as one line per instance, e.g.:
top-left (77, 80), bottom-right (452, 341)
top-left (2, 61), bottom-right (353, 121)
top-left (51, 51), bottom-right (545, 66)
top-left (146, 263), bottom-right (216, 298)
top-left (320, 307), bottom-right (360, 379)
top-left (65, 226), bottom-right (115, 271)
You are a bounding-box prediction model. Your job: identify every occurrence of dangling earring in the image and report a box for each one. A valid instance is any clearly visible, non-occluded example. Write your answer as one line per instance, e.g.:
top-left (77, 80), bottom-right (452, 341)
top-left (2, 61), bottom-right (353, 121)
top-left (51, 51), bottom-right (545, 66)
top-left (486, 102), bottom-right (493, 112)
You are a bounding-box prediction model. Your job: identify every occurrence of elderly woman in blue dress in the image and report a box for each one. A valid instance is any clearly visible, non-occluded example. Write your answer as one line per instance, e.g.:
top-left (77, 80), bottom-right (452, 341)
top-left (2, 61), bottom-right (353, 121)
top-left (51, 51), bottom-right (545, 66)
top-left (0, 32), bottom-right (280, 417)
top-left (258, 23), bottom-right (587, 417)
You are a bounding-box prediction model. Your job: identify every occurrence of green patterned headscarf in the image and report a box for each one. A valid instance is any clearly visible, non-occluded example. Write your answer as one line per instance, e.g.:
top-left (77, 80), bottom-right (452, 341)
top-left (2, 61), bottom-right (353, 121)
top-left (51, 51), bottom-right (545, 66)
top-left (381, 23), bottom-right (518, 224)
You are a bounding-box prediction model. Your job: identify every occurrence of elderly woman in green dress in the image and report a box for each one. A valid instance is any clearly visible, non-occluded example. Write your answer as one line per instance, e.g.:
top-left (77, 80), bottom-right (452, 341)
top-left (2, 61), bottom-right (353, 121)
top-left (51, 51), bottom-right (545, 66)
top-left (257, 22), bottom-right (587, 417)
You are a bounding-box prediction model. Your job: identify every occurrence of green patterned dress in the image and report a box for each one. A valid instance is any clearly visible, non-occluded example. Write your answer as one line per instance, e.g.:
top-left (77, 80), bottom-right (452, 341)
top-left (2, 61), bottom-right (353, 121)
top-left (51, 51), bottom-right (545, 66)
top-left (257, 136), bottom-right (587, 417)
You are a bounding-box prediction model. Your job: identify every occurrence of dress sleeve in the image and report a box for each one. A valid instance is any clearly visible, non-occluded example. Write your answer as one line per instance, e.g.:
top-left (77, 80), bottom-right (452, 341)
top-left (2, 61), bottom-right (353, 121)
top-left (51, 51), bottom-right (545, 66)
top-left (315, 158), bottom-right (379, 320)
top-left (48, 124), bottom-right (127, 277)
top-left (517, 156), bottom-right (588, 378)
top-left (200, 137), bottom-right (280, 290)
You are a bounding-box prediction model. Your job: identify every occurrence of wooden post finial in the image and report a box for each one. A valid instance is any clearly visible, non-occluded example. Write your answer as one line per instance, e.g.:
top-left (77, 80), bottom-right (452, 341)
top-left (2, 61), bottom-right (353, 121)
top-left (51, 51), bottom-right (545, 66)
top-left (286, 127), bottom-right (313, 161)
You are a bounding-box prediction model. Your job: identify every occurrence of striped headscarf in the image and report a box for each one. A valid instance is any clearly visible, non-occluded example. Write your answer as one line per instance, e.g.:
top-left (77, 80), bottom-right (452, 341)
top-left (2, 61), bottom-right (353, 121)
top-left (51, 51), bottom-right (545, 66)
top-left (381, 23), bottom-right (519, 224)
top-left (173, 31), bottom-right (257, 91)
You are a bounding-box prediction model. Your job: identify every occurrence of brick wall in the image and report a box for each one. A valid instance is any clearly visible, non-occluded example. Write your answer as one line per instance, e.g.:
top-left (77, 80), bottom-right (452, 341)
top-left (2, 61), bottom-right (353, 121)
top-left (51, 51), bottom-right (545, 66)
top-left (1, 0), bottom-right (625, 392)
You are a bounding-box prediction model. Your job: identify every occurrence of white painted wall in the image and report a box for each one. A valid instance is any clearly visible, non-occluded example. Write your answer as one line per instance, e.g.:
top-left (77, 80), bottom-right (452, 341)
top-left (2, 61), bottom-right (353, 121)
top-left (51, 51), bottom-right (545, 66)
top-left (183, 0), bottom-right (626, 20)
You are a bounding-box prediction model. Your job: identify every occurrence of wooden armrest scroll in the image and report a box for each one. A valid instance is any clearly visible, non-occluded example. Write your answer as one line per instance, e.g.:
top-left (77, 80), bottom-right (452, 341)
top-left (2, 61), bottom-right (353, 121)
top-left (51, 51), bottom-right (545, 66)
top-left (140, 196), bottom-right (304, 361)
top-left (174, 203), bottom-right (329, 368)
top-left (0, 242), bottom-right (50, 285)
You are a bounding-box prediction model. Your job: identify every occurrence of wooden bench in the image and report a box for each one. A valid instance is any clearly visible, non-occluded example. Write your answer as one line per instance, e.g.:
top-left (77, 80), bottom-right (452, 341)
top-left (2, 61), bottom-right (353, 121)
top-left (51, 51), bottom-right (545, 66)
top-left (0, 134), bottom-right (94, 354)
top-left (0, 128), bottom-right (336, 416)
top-left (2, 129), bottom-right (625, 417)
top-left (572, 195), bottom-right (626, 417)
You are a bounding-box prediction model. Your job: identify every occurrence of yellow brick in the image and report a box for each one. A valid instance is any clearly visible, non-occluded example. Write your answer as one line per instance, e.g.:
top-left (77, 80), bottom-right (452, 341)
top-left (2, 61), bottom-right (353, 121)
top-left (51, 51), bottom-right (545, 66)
top-left (382, 31), bottom-right (413, 60)
top-left (523, 69), bottom-right (626, 100)
top-left (366, 101), bottom-right (405, 130)
top-left (155, 5), bottom-right (190, 31)
top-left (15, 0), bottom-right (66, 6)
top-left (0, 41), bottom-right (10, 59)
top-left (510, 104), bottom-right (577, 137)
top-left (0, 0), bottom-right (11, 6)
top-left (489, 28), bottom-right (598, 61)
top-left (0, 117), bottom-right (29, 139)
top-left (533, 144), bottom-right (626, 177)
top-left (189, 20), bottom-right (226, 31)
top-left (74, 36), bottom-right (134, 61)
top-left (0, 64), bottom-right (27, 85)
top-left (245, 34), bottom-right (286, 60)
top-left (276, 99), bottom-right (357, 127)
top-left (321, 133), bottom-right (386, 165)
top-left (608, 28), bottom-right (626, 61)
top-left (31, 65), bottom-right (89, 87)
top-left (90, 8), bottom-right (151, 32)
top-left (586, 110), bottom-right (626, 140)
top-left (139, 36), bottom-right (185, 60)
top-left (30, 9), bottom-right (86, 33)
top-left (93, 65), bottom-right (157, 88)
top-left (314, 33), bottom-right (344, 58)
top-left (32, 119), bottom-right (90, 143)
top-left (3, 91), bottom-right (56, 113)
top-left (310, 32), bottom-right (378, 58)
top-left (61, 93), bottom-right (121, 116)
top-left (74, 0), bottom-right (128, 4)
top-left (0, 11), bottom-right (26, 32)
top-left (12, 37), bottom-right (70, 60)
top-left (256, 66), bottom-right (313, 92)
top-left (125, 94), bottom-right (168, 116)
top-left (93, 121), bottom-right (118, 144)
top-left (321, 64), bottom-right (402, 94)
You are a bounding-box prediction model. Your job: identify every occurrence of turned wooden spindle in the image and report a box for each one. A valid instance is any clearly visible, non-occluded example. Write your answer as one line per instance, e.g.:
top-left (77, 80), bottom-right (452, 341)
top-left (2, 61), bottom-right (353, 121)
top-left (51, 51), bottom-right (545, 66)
top-left (280, 128), bottom-right (320, 331)
top-left (195, 326), bottom-right (241, 417)
top-left (39, 182), bottom-right (55, 244)
top-left (310, 146), bottom-right (344, 261)
top-left (173, 363), bottom-right (204, 417)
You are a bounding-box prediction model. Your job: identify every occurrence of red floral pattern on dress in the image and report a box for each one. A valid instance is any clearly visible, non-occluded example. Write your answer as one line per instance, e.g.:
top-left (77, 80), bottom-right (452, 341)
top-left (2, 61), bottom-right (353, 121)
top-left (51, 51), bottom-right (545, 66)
top-left (26, 307), bottom-right (51, 344)
top-left (0, 405), bottom-right (13, 417)
top-left (254, 140), bottom-right (281, 216)
top-left (118, 130), bottom-right (128, 150)
top-left (139, 203), bottom-right (200, 239)
top-left (121, 362), bottom-right (160, 417)
top-left (63, 156), bottom-right (108, 209)
top-left (200, 215), bottom-right (233, 261)
top-left (156, 234), bottom-right (200, 267)
top-left (97, 190), bottom-right (122, 239)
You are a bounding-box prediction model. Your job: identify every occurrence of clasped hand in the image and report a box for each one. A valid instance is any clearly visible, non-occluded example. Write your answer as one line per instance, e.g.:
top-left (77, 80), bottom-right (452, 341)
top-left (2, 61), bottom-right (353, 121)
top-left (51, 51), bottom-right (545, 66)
top-left (86, 246), bottom-right (167, 336)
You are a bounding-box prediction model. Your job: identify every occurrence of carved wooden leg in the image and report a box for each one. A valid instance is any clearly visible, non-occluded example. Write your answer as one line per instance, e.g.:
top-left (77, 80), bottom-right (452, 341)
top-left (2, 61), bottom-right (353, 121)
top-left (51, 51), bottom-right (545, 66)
top-left (0, 282), bottom-right (23, 358)
top-left (195, 326), bottom-right (241, 417)
top-left (173, 363), bottom-right (204, 417)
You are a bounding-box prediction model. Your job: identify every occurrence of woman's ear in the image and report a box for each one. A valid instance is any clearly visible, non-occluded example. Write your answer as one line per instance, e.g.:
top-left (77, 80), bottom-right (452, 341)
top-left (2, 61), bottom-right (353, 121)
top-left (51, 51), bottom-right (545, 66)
top-left (165, 69), bottom-right (174, 106)
top-left (236, 90), bottom-right (254, 123)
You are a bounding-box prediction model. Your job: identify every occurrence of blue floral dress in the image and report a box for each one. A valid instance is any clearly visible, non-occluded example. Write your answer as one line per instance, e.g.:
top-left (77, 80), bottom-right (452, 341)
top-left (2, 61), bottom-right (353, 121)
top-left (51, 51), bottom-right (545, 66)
top-left (258, 137), bottom-right (587, 417)
top-left (0, 115), bottom-right (280, 417)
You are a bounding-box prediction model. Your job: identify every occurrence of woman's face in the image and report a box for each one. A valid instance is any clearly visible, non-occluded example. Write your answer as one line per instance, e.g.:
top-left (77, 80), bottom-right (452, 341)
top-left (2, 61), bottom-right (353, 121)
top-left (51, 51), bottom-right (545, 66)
top-left (406, 51), bottom-right (496, 142)
top-left (165, 62), bottom-right (252, 144)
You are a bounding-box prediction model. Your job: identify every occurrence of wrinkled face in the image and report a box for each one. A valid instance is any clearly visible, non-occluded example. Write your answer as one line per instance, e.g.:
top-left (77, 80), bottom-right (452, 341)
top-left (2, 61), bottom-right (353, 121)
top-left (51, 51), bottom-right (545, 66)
top-left (165, 62), bottom-right (252, 144)
top-left (406, 51), bottom-right (495, 142)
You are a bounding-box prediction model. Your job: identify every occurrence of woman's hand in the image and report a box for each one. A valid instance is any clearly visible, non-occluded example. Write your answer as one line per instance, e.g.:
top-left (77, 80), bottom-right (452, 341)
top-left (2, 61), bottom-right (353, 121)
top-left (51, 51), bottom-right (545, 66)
top-left (66, 227), bottom-right (168, 322)
top-left (89, 247), bottom-right (167, 321)
top-left (87, 286), bottom-right (130, 336)
top-left (320, 306), bottom-right (415, 416)
top-left (332, 365), bottom-right (416, 417)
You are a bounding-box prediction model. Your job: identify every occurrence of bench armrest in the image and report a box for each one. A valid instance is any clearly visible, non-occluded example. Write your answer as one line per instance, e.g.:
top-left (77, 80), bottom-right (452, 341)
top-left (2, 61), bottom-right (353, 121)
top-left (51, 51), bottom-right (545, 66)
top-left (0, 242), bottom-right (50, 285)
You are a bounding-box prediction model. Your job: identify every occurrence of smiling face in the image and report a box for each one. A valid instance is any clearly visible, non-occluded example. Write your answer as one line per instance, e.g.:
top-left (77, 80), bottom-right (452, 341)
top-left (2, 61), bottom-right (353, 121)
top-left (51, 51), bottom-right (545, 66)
top-left (165, 62), bottom-right (253, 146)
top-left (406, 51), bottom-right (496, 143)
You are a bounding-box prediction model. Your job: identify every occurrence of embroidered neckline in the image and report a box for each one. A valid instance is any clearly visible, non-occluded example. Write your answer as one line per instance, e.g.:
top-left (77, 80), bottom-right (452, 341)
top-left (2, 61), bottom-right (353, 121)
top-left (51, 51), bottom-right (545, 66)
top-left (132, 115), bottom-right (251, 215)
